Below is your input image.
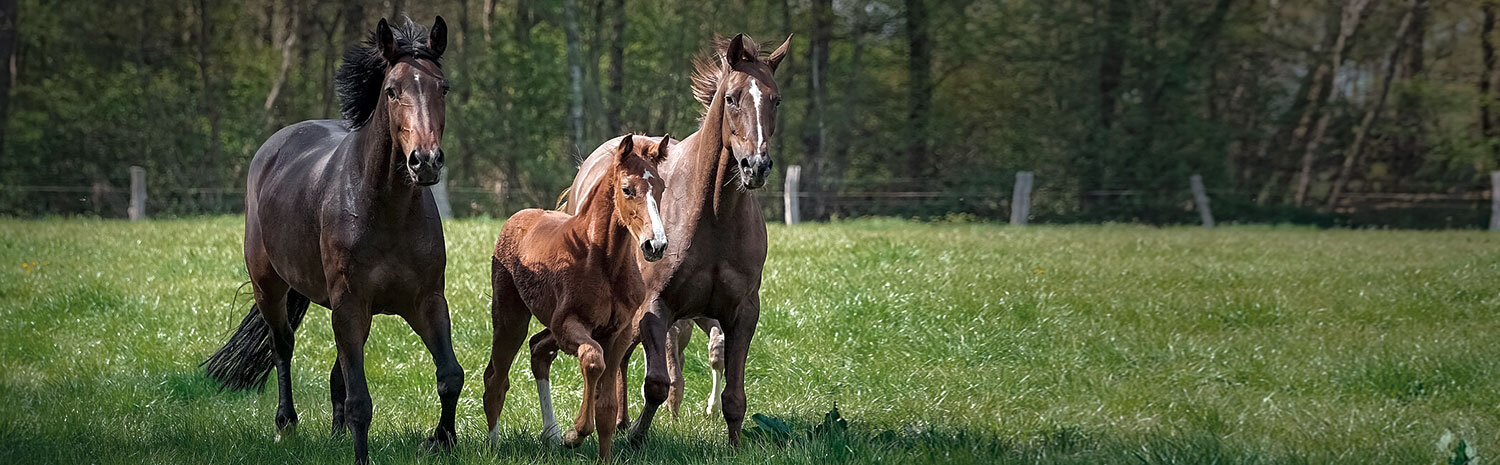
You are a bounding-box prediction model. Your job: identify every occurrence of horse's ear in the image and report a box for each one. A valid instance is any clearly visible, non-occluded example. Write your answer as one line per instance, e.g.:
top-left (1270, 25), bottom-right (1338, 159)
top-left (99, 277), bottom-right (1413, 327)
top-left (376, 19), bottom-right (398, 63)
top-left (615, 135), bottom-right (634, 165)
top-left (428, 16), bottom-right (448, 58)
top-left (767, 34), bottom-right (793, 73)
top-left (724, 33), bottom-right (754, 69)
top-left (650, 134), bottom-right (671, 166)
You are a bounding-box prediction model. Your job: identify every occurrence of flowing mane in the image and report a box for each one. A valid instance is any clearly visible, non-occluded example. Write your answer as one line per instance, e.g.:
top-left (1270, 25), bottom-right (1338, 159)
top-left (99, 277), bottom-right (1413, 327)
top-left (335, 17), bottom-right (442, 129)
top-left (689, 35), bottom-right (768, 110)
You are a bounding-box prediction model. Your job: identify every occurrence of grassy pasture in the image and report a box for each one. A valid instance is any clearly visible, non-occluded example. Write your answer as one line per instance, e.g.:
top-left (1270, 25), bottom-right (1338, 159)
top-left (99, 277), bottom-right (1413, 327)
top-left (1, 217), bottom-right (1498, 464)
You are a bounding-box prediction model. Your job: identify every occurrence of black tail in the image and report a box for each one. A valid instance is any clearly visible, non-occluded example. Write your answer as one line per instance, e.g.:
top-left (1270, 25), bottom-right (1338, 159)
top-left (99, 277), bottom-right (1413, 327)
top-left (202, 291), bottom-right (311, 391)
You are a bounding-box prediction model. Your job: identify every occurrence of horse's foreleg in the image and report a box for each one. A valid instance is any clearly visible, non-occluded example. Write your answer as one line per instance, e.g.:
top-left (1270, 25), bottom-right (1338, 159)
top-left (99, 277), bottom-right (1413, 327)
top-left (252, 280), bottom-right (298, 441)
top-left (332, 298), bottom-right (374, 465)
top-left (528, 330), bottom-right (562, 445)
top-left (721, 298), bottom-right (759, 447)
top-left (665, 319), bottom-right (692, 419)
top-left (405, 294), bottom-right (464, 453)
top-left (555, 319), bottom-right (605, 449)
top-left (594, 330), bottom-right (634, 461)
top-left (626, 297), bottom-right (671, 448)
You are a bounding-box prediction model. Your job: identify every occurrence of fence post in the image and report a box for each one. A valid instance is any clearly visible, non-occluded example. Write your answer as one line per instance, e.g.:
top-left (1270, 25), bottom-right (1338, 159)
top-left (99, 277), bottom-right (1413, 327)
top-left (1010, 171), bottom-right (1033, 226)
top-left (431, 170), bottom-right (454, 220)
top-left (784, 165), bottom-right (801, 225)
top-left (1491, 171), bottom-right (1499, 231)
top-left (1190, 174), bottom-right (1215, 228)
top-left (128, 165), bottom-right (146, 221)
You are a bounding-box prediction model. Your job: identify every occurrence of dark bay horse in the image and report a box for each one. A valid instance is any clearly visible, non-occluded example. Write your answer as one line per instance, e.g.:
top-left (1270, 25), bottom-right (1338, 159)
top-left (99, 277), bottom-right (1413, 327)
top-left (202, 17), bottom-right (459, 465)
top-left (482, 135), bottom-right (669, 460)
top-left (563, 33), bottom-right (791, 447)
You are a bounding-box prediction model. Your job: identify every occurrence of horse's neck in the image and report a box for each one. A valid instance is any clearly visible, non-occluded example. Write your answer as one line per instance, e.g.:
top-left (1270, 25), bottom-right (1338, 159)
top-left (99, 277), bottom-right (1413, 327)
top-left (345, 103), bottom-right (423, 213)
top-left (570, 178), bottom-right (639, 283)
top-left (676, 88), bottom-right (754, 223)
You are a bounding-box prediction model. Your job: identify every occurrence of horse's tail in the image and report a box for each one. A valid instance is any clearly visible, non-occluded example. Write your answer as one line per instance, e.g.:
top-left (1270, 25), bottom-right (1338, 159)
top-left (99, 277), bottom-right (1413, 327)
top-left (202, 290), bottom-right (311, 392)
top-left (554, 187), bottom-right (571, 211)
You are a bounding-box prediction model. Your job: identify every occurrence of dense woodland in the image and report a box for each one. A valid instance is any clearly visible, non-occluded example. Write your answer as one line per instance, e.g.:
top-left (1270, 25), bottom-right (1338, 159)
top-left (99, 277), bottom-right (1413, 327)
top-left (0, 0), bottom-right (1497, 226)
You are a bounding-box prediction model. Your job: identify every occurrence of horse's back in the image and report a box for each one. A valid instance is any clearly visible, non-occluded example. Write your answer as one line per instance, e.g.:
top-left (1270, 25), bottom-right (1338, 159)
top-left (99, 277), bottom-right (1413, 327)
top-left (245, 119), bottom-right (351, 306)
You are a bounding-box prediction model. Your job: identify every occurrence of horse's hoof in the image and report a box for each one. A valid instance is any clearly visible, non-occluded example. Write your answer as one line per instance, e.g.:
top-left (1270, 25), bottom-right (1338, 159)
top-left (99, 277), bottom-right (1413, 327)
top-left (561, 429), bottom-right (586, 449)
top-left (274, 421), bottom-right (297, 443)
top-left (624, 426), bottom-right (648, 449)
top-left (618, 418), bottom-right (631, 430)
top-left (421, 427), bottom-right (456, 454)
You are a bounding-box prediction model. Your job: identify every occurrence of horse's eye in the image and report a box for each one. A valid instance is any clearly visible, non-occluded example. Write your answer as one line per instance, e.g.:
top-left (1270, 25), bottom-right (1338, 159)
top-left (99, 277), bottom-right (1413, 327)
top-left (385, 87), bottom-right (397, 99)
top-left (725, 94), bottom-right (736, 106)
top-left (622, 185), bottom-right (636, 197)
top-left (441, 82), bottom-right (451, 95)
top-left (774, 97), bottom-right (782, 107)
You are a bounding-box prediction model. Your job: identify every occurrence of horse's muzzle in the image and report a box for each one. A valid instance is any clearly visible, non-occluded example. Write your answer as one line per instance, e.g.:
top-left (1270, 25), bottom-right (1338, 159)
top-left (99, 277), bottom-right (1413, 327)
top-left (408, 149), bottom-right (444, 186)
top-left (738, 154), bottom-right (773, 189)
top-left (641, 238), bottom-right (667, 262)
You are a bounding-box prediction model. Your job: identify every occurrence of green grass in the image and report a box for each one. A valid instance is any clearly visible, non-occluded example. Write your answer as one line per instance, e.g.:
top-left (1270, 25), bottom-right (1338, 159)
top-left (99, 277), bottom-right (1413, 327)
top-left (2, 217), bottom-right (1498, 464)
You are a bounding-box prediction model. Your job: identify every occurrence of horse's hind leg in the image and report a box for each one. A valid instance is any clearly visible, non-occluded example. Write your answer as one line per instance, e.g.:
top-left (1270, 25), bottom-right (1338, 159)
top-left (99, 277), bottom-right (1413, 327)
top-left (403, 294), bottom-right (465, 453)
top-left (528, 330), bottom-right (563, 445)
top-left (698, 318), bottom-right (726, 417)
top-left (554, 318), bottom-right (605, 449)
top-left (483, 262), bottom-right (529, 443)
top-left (665, 319), bottom-right (693, 419)
top-left (249, 273), bottom-right (298, 440)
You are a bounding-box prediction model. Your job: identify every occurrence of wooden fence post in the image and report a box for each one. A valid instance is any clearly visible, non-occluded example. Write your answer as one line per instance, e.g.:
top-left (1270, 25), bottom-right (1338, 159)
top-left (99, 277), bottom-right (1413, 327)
top-left (784, 165), bottom-right (801, 225)
top-left (1190, 174), bottom-right (1215, 228)
top-left (1491, 171), bottom-right (1499, 231)
top-left (1010, 171), bottom-right (1033, 226)
top-left (431, 170), bottom-right (454, 220)
top-left (128, 165), bottom-right (146, 221)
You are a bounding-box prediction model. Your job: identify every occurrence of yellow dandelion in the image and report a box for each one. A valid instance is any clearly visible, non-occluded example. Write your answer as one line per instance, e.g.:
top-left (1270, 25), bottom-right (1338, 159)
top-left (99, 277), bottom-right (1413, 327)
top-left (1034, 269), bottom-right (1047, 274)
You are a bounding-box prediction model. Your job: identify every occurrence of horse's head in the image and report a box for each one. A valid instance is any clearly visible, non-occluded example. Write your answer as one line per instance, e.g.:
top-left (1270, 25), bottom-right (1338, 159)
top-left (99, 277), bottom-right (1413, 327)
top-left (707, 34), bottom-right (791, 190)
top-left (374, 17), bottom-right (449, 186)
top-left (610, 135), bottom-right (670, 262)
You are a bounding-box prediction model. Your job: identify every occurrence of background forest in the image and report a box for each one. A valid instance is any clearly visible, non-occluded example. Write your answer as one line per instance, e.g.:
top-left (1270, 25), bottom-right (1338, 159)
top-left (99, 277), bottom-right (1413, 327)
top-left (0, 0), bottom-right (1497, 227)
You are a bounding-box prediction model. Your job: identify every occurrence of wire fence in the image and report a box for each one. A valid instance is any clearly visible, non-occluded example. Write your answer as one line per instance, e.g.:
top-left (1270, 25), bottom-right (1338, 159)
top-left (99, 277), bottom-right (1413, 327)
top-left (2, 178), bottom-right (1494, 229)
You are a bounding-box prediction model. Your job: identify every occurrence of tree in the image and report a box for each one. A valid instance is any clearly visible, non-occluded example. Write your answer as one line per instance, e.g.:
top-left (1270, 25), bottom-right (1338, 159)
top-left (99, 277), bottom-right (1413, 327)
top-left (1327, 0), bottom-right (1419, 209)
top-left (0, 0), bottom-right (16, 164)
top-left (804, 0), bottom-right (831, 216)
top-left (1292, 0), bottom-right (1372, 207)
top-left (904, 0), bottom-right (932, 179)
top-left (1483, 1), bottom-right (1497, 163)
top-left (563, 0), bottom-right (586, 154)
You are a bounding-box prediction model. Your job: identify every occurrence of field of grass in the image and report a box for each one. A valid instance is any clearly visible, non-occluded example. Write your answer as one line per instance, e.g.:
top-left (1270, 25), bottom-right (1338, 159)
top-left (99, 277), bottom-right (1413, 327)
top-left (2, 217), bottom-right (1499, 464)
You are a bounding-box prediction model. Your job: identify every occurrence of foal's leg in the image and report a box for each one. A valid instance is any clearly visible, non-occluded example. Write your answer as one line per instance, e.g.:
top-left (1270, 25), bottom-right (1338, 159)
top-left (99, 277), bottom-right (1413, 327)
top-left (614, 341), bottom-right (635, 429)
top-left (331, 294), bottom-right (375, 465)
top-left (698, 319), bottom-right (727, 418)
top-left (720, 297), bottom-right (760, 447)
top-left (483, 264), bottom-right (530, 443)
top-left (528, 330), bottom-right (563, 445)
top-left (664, 319), bottom-right (693, 419)
top-left (250, 276), bottom-right (298, 441)
top-left (594, 329), bottom-right (635, 461)
top-left (553, 319), bottom-right (606, 449)
top-left (625, 297), bottom-right (672, 447)
top-left (402, 294), bottom-right (465, 452)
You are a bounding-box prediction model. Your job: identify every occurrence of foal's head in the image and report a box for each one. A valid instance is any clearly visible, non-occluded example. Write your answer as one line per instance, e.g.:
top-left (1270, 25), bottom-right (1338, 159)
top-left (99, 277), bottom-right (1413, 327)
top-left (692, 34), bottom-right (792, 189)
top-left (336, 17), bottom-right (450, 186)
top-left (608, 135), bottom-right (670, 262)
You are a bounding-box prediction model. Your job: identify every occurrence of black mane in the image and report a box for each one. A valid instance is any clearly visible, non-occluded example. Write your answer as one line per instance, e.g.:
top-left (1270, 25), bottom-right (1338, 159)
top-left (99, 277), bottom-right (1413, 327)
top-left (335, 17), bottom-right (442, 129)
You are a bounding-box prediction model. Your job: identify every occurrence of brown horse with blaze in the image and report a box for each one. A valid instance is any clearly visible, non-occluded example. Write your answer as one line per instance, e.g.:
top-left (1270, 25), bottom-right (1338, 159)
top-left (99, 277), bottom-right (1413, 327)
top-left (483, 135), bottom-right (670, 460)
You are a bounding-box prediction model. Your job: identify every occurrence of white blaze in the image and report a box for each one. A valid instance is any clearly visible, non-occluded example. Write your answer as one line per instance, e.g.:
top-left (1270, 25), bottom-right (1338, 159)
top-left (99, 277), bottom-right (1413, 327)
top-left (646, 184), bottom-right (666, 245)
top-left (748, 78), bottom-right (765, 152)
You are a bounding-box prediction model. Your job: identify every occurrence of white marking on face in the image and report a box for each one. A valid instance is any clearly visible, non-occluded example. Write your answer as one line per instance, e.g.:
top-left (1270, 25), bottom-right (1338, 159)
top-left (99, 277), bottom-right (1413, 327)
top-left (747, 78), bottom-right (765, 152)
top-left (643, 171), bottom-right (654, 180)
top-left (645, 184), bottom-right (666, 243)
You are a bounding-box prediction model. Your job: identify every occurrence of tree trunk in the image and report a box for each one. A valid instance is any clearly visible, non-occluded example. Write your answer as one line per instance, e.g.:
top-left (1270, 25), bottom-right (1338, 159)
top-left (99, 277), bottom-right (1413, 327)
top-left (264, 0), bottom-right (299, 129)
top-left (1292, 0), bottom-right (1371, 207)
top-left (1327, 0), bottom-right (1417, 209)
top-left (515, 0), bottom-right (532, 46)
top-left (196, 0), bottom-right (223, 181)
top-left (562, 0), bottom-right (586, 153)
top-left (481, 0), bottom-right (494, 43)
top-left (904, 0), bottom-right (931, 178)
top-left (1097, 0), bottom-right (1128, 131)
top-left (0, 0), bottom-right (18, 164)
top-left (1482, 2), bottom-right (1496, 164)
top-left (1391, 0), bottom-right (1426, 180)
top-left (606, 0), bottom-right (624, 134)
top-left (802, 0), bottom-right (830, 217)
top-left (343, 0), bottom-right (364, 46)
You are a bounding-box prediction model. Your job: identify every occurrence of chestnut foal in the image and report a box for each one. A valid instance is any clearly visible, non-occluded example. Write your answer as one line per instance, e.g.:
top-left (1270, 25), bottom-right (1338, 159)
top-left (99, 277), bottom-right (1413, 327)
top-left (483, 135), bottom-right (669, 460)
